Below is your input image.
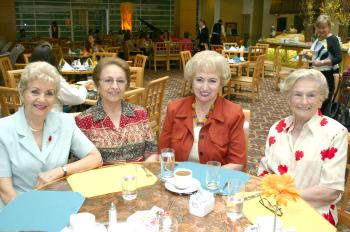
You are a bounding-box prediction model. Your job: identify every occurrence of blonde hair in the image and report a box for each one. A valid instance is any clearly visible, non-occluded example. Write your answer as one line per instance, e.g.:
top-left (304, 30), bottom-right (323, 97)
top-left (19, 61), bottom-right (61, 97)
top-left (280, 68), bottom-right (329, 102)
top-left (184, 50), bottom-right (231, 87)
top-left (315, 14), bottom-right (332, 29)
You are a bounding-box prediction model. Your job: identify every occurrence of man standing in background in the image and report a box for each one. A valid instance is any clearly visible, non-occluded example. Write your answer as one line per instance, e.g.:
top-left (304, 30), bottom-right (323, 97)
top-left (210, 19), bottom-right (226, 45)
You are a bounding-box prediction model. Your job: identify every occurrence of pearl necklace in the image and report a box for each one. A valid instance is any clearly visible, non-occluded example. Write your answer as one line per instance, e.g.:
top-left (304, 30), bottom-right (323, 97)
top-left (29, 126), bottom-right (43, 132)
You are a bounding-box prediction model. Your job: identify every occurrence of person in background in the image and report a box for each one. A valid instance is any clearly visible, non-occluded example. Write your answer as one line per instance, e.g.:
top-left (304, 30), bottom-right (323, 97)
top-left (304, 14), bottom-right (342, 115)
top-left (94, 29), bottom-right (102, 45)
top-left (75, 57), bottom-right (158, 164)
top-left (258, 69), bottom-right (347, 225)
top-left (49, 21), bottom-right (60, 39)
top-left (159, 50), bottom-right (246, 170)
top-left (210, 19), bottom-right (226, 45)
top-left (30, 43), bottom-right (88, 112)
top-left (0, 61), bottom-right (102, 208)
top-left (180, 32), bottom-right (193, 51)
top-left (197, 19), bottom-right (209, 51)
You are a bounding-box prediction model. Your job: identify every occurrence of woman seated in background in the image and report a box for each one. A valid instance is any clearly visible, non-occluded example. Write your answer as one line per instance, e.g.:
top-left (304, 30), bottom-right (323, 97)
top-left (0, 62), bottom-right (102, 207)
top-left (31, 43), bottom-right (88, 112)
top-left (159, 50), bottom-right (246, 170)
top-left (258, 69), bottom-right (347, 225)
top-left (75, 57), bottom-right (158, 163)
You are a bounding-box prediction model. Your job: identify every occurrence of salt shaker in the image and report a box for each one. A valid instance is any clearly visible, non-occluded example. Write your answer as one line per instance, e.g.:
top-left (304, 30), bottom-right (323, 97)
top-left (107, 202), bottom-right (117, 232)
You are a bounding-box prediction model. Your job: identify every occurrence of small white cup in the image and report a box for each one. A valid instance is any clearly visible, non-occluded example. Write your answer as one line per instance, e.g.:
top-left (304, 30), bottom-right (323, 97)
top-left (173, 168), bottom-right (192, 189)
top-left (70, 212), bottom-right (95, 232)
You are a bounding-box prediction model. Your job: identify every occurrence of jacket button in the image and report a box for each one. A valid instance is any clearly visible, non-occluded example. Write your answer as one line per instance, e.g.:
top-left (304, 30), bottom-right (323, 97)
top-left (199, 134), bottom-right (204, 139)
top-left (199, 152), bottom-right (203, 156)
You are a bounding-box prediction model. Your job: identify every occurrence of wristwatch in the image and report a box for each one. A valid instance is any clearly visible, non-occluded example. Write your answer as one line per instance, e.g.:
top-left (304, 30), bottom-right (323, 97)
top-left (61, 165), bottom-right (67, 176)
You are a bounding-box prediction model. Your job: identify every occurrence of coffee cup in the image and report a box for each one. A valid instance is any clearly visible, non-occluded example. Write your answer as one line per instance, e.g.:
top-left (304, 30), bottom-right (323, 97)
top-left (174, 168), bottom-right (192, 189)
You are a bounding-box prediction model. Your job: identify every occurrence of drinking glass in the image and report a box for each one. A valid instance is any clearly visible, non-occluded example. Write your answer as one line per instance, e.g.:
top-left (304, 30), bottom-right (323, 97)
top-left (121, 164), bottom-right (137, 201)
top-left (205, 161), bottom-right (221, 190)
top-left (160, 148), bottom-right (175, 181)
top-left (226, 179), bottom-right (245, 220)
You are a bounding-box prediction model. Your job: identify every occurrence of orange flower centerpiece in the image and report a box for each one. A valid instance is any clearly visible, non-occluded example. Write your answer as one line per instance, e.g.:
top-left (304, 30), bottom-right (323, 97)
top-left (260, 174), bottom-right (300, 231)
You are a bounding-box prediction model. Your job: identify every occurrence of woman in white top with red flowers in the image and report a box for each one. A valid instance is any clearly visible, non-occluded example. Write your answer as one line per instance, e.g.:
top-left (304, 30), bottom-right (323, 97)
top-left (258, 69), bottom-right (347, 225)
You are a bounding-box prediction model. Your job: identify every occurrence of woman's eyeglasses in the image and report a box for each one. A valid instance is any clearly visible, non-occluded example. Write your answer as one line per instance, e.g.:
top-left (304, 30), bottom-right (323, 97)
top-left (259, 195), bottom-right (283, 217)
top-left (100, 78), bottom-right (126, 86)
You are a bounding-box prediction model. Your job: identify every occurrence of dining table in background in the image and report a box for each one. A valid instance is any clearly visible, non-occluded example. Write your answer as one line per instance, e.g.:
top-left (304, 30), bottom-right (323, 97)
top-left (38, 162), bottom-right (260, 231)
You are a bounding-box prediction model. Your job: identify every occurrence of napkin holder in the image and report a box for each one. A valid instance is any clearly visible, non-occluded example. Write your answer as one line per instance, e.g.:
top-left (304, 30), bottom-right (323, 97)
top-left (189, 187), bottom-right (215, 217)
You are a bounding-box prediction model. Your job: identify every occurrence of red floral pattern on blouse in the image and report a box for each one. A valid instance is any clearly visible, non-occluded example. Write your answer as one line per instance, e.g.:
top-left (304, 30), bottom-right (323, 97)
top-left (322, 210), bottom-right (335, 225)
top-left (321, 147), bottom-right (338, 161)
top-left (275, 119), bottom-right (286, 133)
top-left (268, 136), bottom-right (276, 146)
top-left (259, 170), bottom-right (269, 177)
top-left (320, 118), bottom-right (328, 126)
top-left (295, 150), bottom-right (304, 161)
top-left (278, 164), bottom-right (288, 175)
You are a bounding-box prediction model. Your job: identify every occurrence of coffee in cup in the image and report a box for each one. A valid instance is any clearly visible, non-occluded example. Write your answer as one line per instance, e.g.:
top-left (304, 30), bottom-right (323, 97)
top-left (174, 168), bottom-right (192, 189)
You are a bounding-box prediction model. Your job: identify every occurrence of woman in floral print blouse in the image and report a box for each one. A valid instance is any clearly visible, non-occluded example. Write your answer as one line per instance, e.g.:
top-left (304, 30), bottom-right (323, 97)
top-left (258, 69), bottom-right (348, 225)
top-left (75, 57), bottom-right (158, 163)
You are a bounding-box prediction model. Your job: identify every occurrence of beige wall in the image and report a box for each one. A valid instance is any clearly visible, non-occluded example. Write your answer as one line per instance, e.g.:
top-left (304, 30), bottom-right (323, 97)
top-left (0, 0), bottom-right (16, 42)
top-left (175, 0), bottom-right (197, 39)
top-left (221, 0), bottom-right (243, 36)
top-left (200, 0), bottom-right (215, 30)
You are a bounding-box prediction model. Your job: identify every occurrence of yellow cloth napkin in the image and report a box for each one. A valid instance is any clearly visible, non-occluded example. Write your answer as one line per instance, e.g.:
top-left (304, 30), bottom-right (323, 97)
top-left (67, 164), bottom-right (157, 198)
top-left (243, 192), bottom-right (336, 232)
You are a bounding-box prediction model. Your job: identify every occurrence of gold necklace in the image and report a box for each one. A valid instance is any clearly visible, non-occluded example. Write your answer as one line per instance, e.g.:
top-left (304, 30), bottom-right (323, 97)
top-left (29, 126), bottom-right (43, 132)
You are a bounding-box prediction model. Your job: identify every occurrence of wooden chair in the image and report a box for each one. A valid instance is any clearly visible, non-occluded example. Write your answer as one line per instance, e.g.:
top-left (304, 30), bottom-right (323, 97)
top-left (124, 87), bottom-right (145, 105)
top-left (133, 54), bottom-right (148, 69)
top-left (180, 51), bottom-right (192, 97)
top-left (142, 76), bottom-right (170, 140)
top-left (0, 56), bottom-right (14, 86)
top-left (0, 86), bottom-right (21, 117)
top-left (274, 48), bottom-right (293, 91)
top-left (153, 42), bottom-right (169, 71)
top-left (168, 42), bottom-right (181, 70)
top-left (6, 69), bottom-right (23, 88)
top-left (129, 66), bottom-right (144, 88)
top-left (229, 54), bottom-right (265, 103)
top-left (23, 53), bottom-right (32, 64)
top-left (105, 46), bottom-right (120, 54)
top-left (338, 133), bottom-right (350, 227)
top-left (210, 45), bottom-right (223, 54)
top-left (179, 42), bottom-right (193, 52)
top-left (93, 52), bottom-right (117, 61)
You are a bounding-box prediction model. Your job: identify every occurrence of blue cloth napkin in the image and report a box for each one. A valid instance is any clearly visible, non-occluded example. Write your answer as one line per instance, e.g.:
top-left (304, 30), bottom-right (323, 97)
top-left (0, 190), bottom-right (84, 232)
top-left (176, 162), bottom-right (249, 195)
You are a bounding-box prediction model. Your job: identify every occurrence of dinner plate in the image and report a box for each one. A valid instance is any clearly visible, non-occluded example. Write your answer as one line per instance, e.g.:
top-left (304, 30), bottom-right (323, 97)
top-left (164, 178), bottom-right (200, 194)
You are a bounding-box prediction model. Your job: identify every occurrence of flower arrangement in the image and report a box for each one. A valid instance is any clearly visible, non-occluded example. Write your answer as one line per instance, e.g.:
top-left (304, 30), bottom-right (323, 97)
top-left (260, 174), bottom-right (300, 232)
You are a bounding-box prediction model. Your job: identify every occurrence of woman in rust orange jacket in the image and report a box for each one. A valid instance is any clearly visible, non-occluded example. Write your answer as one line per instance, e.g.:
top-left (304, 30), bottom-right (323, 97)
top-left (159, 50), bottom-right (246, 170)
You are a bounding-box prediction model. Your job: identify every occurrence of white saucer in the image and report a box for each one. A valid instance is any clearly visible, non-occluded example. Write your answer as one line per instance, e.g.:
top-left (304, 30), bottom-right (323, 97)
top-left (60, 223), bottom-right (107, 232)
top-left (164, 178), bottom-right (200, 194)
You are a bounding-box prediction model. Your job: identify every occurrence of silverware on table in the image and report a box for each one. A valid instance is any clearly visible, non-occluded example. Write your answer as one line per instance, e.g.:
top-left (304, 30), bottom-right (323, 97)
top-left (141, 165), bottom-right (152, 177)
top-left (216, 181), bottom-right (229, 196)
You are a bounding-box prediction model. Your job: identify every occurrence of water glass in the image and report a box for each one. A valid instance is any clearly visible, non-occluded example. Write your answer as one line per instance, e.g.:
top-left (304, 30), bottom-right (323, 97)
top-left (160, 148), bottom-right (175, 181)
top-left (226, 179), bottom-right (245, 220)
top-left (121, 164), bottom-right (137, 201)
top-left (205, 161), bottom-right (221, 190)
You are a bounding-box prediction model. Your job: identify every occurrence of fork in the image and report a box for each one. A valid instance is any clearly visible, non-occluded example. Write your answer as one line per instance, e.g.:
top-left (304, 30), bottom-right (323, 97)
top-left (216, 181), bottom-right (229, 196)
top-left (141, 166), bottom-right (152, 177)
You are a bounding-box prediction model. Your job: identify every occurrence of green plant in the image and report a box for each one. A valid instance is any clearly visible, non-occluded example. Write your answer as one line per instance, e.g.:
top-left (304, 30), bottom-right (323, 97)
top-left (320, 0), bottom-right (350, 25)
top-left (301, 0), bottom-right (316, 26)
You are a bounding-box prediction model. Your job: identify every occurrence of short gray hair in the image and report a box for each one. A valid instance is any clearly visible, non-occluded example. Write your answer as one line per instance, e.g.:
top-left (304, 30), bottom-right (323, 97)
top-left (184, 50), bottom-right (231, 87)
top-left (315, 14), bottom-right (332, 29)
top-left (280, 68), bottom-right (329, 102)
top-left (19, 61), bottom-right (61, 97)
